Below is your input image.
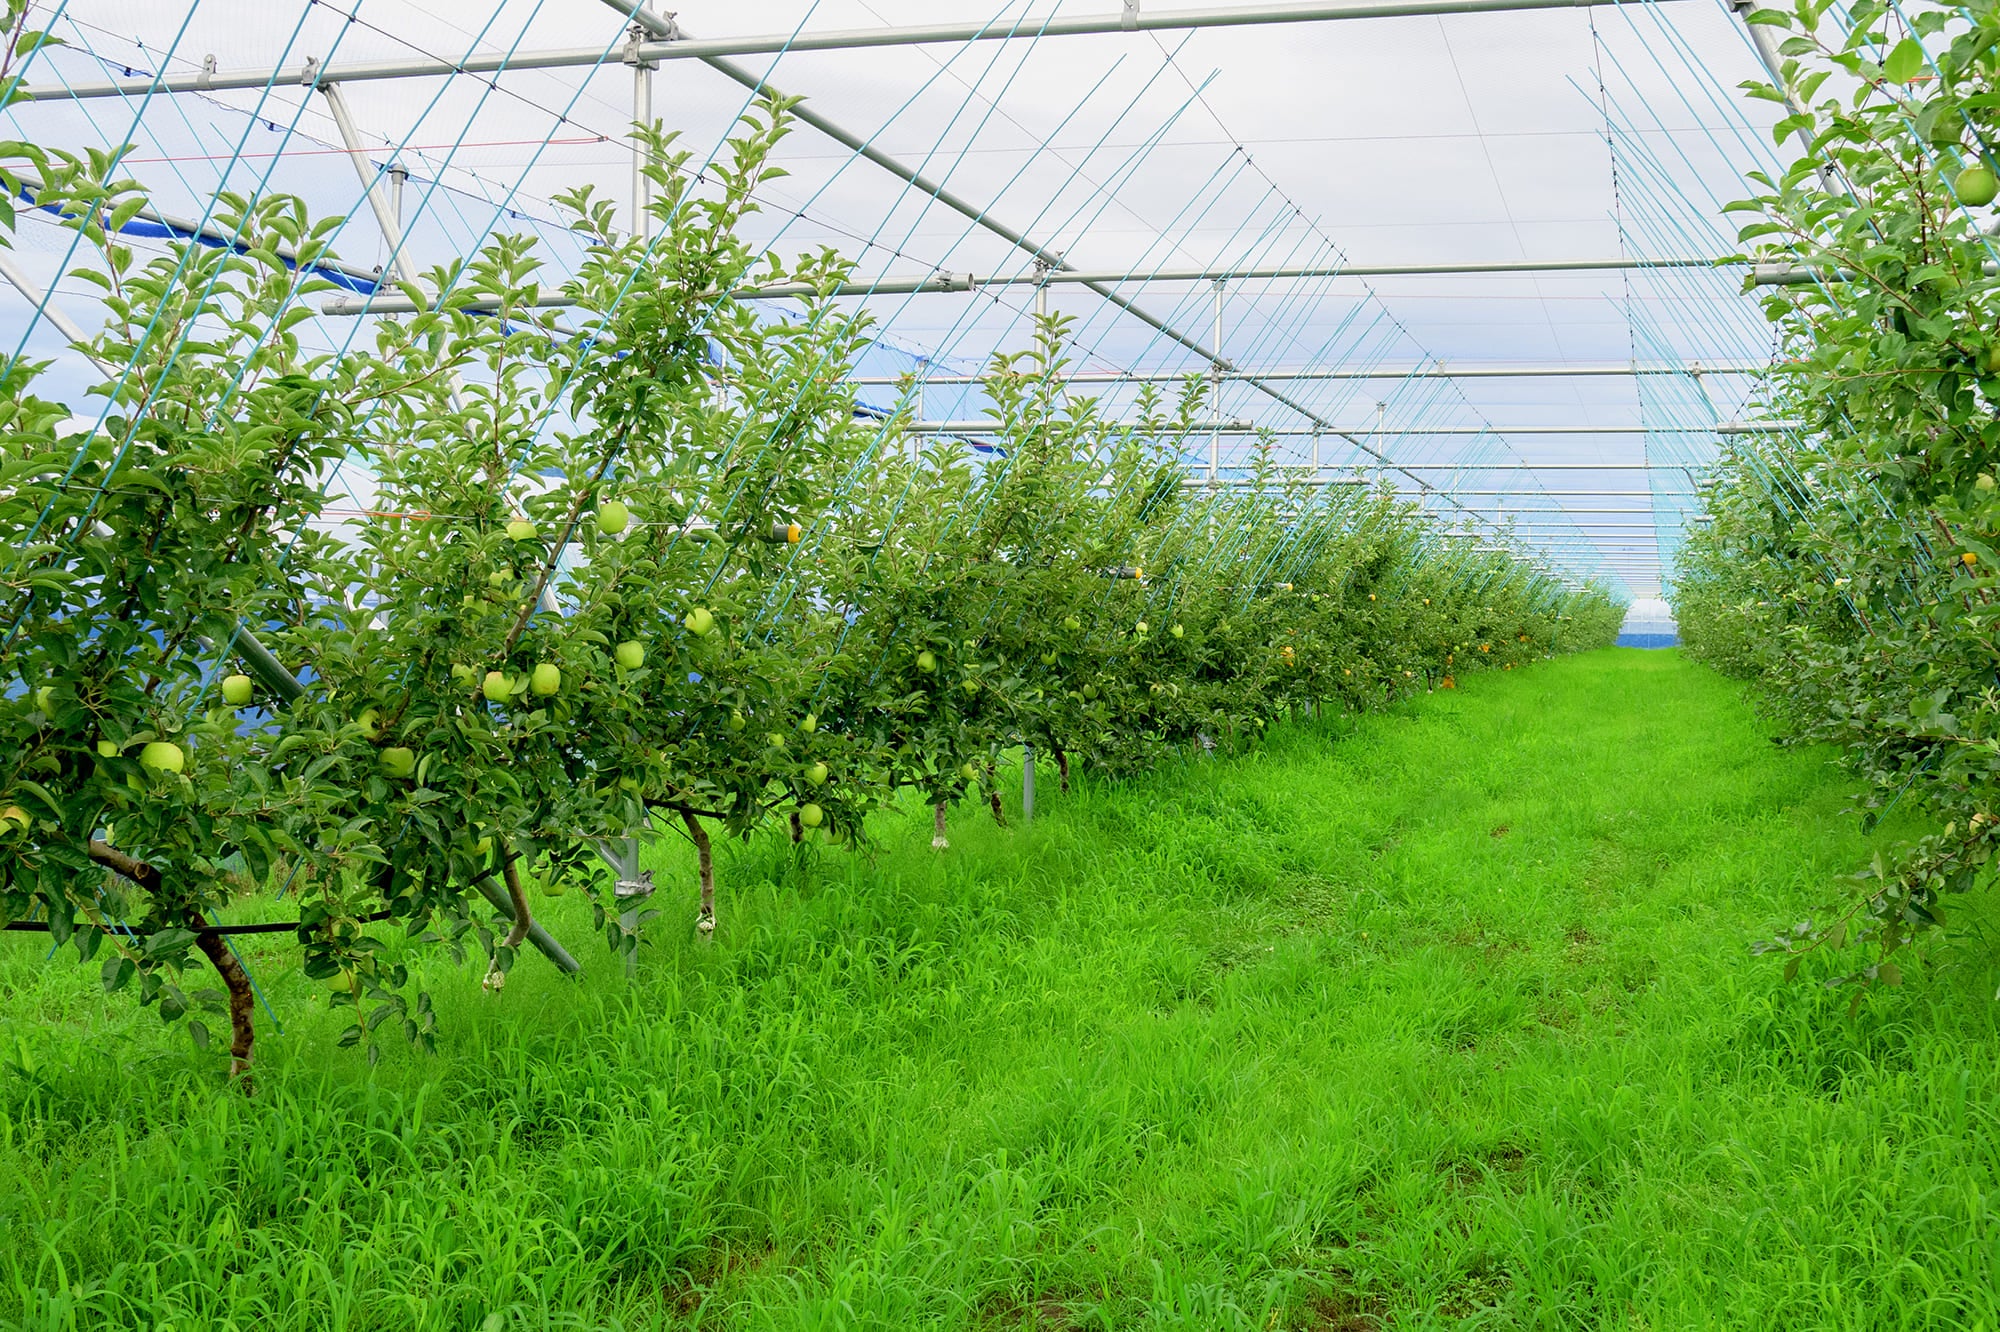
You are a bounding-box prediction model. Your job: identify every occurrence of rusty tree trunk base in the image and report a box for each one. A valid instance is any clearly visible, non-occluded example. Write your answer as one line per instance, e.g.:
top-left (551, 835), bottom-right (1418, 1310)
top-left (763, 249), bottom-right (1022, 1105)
top-left (932, 801), bottom-right (949, 851)
top-left (193, 929), bottom-right (255, 1087)
top-left (790, 810), bottom-right (803, 844)
top-left (1053, 745), bottom-right (1071, 795)
top-left (987, 768), bottom-right (1007, 829)
top-left (683, 808), bottom-right (715, 937)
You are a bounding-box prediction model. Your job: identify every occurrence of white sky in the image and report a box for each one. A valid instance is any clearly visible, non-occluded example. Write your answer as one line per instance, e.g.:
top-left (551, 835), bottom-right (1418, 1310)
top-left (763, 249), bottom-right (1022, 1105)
top-left (2, 0), bottom-right (1791, 597)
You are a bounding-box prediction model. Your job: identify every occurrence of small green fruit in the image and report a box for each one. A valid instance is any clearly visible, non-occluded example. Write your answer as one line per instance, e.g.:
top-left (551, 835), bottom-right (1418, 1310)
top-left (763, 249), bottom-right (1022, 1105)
top-left (483, 671), bottom-right (511, 703)
top-left (34, 685), bottom-right (54, 714)
top-left (730, 710), bottom-right (746, 731)
top-left (139, 741), bottom-right (185, 774)
top-left (800, 713), bottom-right (818, 734)
top-left (1171, 624), bottom-right (1184, 639)
top-left (597, 500), bottom-right (631, 535)
top-left (380, 746), bottom-right (416, 779)
top-left (961, 679), bottom-right (978, 696)
top-left (1135, 620), bottom-right (1149, 635)
top-left (916, 650), bottom-right (937, 673)
top-left (488, 568), bottom-right (512, 588)
top-left (97, 739), bottom-right (119, 758)
top-left (530, 663), bottom-right (561, 696)
top-left (806, 761), bottom-right (829, 787)
top-left (1959, 164), bottom-right (1999, 207)
top-left (1040, 651), bottom-right (1057, 666)
top-left (356, 707), bottom-right (382, 740)
top-left (1064, 615), bottom-right (1081, 632)
top-left (799, 802), bottom-right (824, 829)
top-left (506, 518), bottom-right (538, 541)
top-left (540, 879), bottom-right (566, 898)
top-left (473, 834), bottom-right (493, 857)
top-left (221, 674), bottom-right (254, 706)
top-left (1083, 684), bottom-right (1098, 700)
top-left (685, 607), bottom-right (716, 637)
top-left (1981, 474), bottom-right (1997, 491)
top-left (767, 732), bottom-right (788, 750)
top-left (615, 640), bottom-right (645, 670)
top-left (451, 662), bottom-right (477, 686)
top-left (961, 762), bottom-right (978, 782)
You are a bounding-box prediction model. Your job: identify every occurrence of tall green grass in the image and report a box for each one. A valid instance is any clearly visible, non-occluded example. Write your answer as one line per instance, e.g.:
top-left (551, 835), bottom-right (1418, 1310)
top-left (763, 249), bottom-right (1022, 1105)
top-left (3, 649), bottom-right (1998, 1330)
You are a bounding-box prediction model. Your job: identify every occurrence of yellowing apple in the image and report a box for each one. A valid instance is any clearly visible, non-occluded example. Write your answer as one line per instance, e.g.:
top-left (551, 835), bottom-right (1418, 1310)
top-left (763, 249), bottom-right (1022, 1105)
top-left (483, 671), bottom-right (511, 703)
top-left (799, 713), bottom-right (818, 734)
top-left (615, 640), bottom-right (645, 670)
top-left (0, 805), bottom-right (29, 831)
top-left (806, 761), bottom-right (828, 787)
top-left (530, 663), bottom-right (561, 696)
top-left (96, 739), bottom-right (119, 758)
top-left (139, 741), bottom-right (185, 774)
top-left (684, 607), bottom-right (716, 637)
top-left (596, 500), bottom-right (630, 535)
top-left (505, 518), bottom-right (538, 542)
top-left (799, 802), bottom-right (824, 829)
top-left (220, 674), bottom-right (254, 706)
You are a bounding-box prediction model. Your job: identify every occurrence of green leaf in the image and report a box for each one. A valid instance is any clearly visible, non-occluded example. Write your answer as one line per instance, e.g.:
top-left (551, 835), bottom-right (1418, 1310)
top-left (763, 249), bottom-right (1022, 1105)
top-left (1884, 37), bottom-right (1927, 84)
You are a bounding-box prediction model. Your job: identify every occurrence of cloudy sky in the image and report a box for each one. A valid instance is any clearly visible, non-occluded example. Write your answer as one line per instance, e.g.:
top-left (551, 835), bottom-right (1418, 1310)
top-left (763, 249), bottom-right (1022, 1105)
top-left (3, 0), bottom-right (1791, 598)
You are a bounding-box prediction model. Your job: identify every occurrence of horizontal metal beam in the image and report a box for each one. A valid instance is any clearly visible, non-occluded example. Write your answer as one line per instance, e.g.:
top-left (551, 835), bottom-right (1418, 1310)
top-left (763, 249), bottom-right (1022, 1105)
top-left (1752, 258), bottom-right (2000, 286)
top-left (322, 254), bottom-right (1727, 316)
top-left (854, 361), bottom-right (1768, 384)
top-left (912, 421), bottom-right (1763, 436)
top-left (20, 0), bottom-right (1693, 102)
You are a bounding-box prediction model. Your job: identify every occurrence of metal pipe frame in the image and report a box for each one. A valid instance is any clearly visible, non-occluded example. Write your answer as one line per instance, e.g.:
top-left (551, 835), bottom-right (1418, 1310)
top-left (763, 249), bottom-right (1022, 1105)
top-left (849, 361), bottom-right (1769, 384)
top-left (17, 0), bottom-right (1693, 103)
top-left (909, 421), bottom-right (1771, 436)
top-left (321, 257), bottom-right (1737, 315)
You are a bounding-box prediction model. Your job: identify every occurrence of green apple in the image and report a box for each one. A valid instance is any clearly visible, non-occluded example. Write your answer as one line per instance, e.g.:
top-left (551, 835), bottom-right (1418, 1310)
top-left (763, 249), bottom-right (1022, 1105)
top-left (96, 739), bottom-right (119, 758)
top-left (916, 650), bottom-right (937, 673)
top-left (451, 662), bottom-right (477, 686)
top-left (1135, 620), bottom-right (1149, 635)
top-left (730, 709), bottom-right (746, 731)
top-left (482, 671), bottom-right (511, 703)
top-left (961, 679), bottom-right (978, 696)
top-left (487, 567), bottom-right (512, 588)
top-left (139, 741), bottom-right (185, 774)
top-left (806, 761), bottom-right (828, 787)
top-left (530, 663), bottom-right (561, 696)
top-left (379, 746), bottom-right (416, 779)
top-left (766, 732), bottom-right (788, 750)
top-left (1171, 624), bottom-right (1184, 639)
top-left (615, 640), bottom-right (645, 670)
top-left (799, 713), bottom-right (818, 734)
top-left (356, 707), bottom-right (382, 740)
top-left (220, 674), bottom-right (254, 706)
top-left (1082, 684), bottom-right (1098, 700)
top-left (799, 802), bottom-right (824, 829)
top-left (1064, 615), bottom-right (1081, 632)
top-left (540, 879), bottom-right (566, 898)
top-left (473, 833), bottom-right (493, 858)
top-left (1040, 651), bottom-right (1057, 666)
top-left (505, 518), bottom-right (538, 542)
top-left (596, 500), bottom-right (631, 535)
top-left (1959, 164), bottom-right (1999, 207)
top-left (960, 762), bottom-right (978, 782)
top-left (34, 685), bottom-right (54, 714)
top-left (684, 606), bottom-right (716, 637)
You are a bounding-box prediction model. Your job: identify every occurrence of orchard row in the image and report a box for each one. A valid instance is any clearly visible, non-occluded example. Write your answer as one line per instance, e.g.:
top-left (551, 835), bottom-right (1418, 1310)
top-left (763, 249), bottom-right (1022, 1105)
top-left (0, 100), bottom-right (1621, 1077)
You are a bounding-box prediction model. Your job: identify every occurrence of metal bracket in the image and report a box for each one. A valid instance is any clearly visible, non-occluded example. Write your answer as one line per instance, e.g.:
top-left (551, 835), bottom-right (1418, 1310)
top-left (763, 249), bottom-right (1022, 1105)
top-left (614, 872), bottom-right (655, 901)
top-left (300, 55), bottom-right (320, 89)
top-left (1122, 0), bottom-right (1140, 30)
top-left (195, 54), bottom-right (216, 90)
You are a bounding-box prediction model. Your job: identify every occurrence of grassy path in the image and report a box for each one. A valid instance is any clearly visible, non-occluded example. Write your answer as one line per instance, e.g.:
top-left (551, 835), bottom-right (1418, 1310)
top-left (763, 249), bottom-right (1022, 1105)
top-left (4, 649), bottom-right (2000, 1330)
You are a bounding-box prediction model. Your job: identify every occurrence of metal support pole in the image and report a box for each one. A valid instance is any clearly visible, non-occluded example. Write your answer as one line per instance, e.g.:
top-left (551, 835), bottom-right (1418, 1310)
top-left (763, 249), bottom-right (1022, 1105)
top-left (386, 162), bottom-right (406, 231)
top-left (320, 82), bottom-right (422, 291)
top-left (627, 7), bottom-right (656, 239)
top-left (1209, 278), bottom-right (1224, 486)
